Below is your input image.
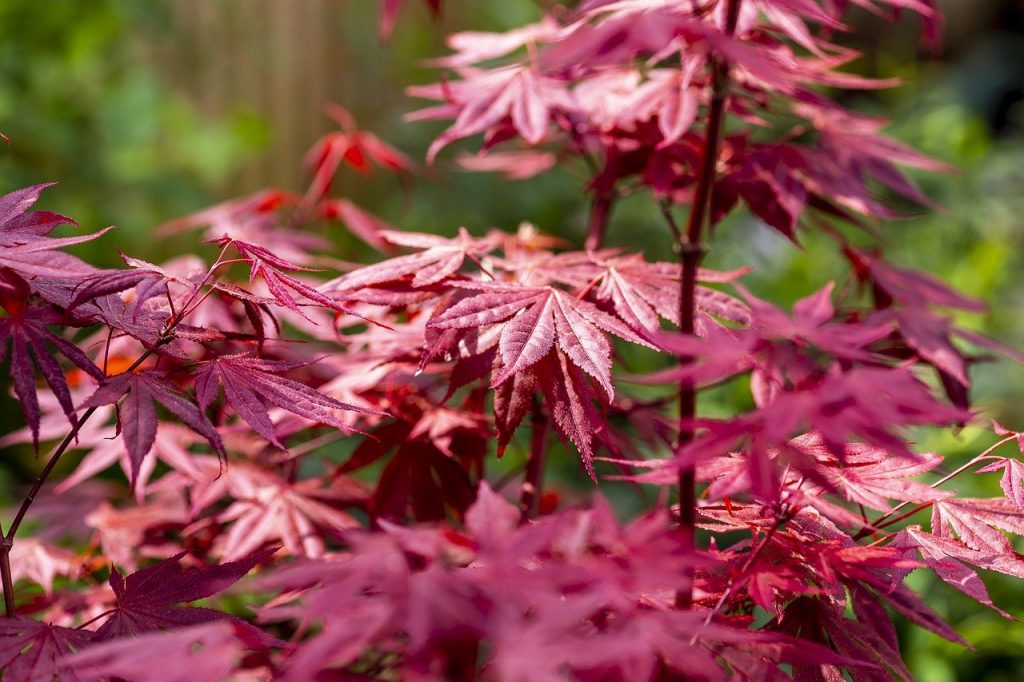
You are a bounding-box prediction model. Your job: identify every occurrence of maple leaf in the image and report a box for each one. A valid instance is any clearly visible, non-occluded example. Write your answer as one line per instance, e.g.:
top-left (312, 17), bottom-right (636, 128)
top-left (0, 304), bottom-right (104, 448)
top-left (0, 184), bottom-right (111, 282)
top-left (325, 227), bottom-right (498, 292)
top-left (538, 251), bottom-right (750, 331)
top-left (94, 549), bottom-right (274, 640)
top-left (65, 621), bottom-right (257, 682)
top-left (83, 369), bottom-right (224, 487)
top-left (194, 355), bottom-right (382, 449)
top-left (930, 498), bottom-right (1024, 555)
top-left (743, 283), bottom-right (893, 359)
top-left (0, 618), bottom-right (94, 681)
top-left (978, 423), bottom-right (1024, 510)
top-left (409, 64), bottom-right (572, 163)
top-left (895, 526), bottom-right (1024, 617)
top-left (57, 422), bottom-right (207, 503)
top-left (428, 282), bottom-right (644, 398)
top-left (9, 538), bottom-right (79, 596)
top-left (318, 198), bottom-right (395, 252)
top-left (339, 425), bottom-right (476, 522)
top-left (799, 437), bottom-right (951, 512)
top-left (214, 236), bottom-right (370, 323)
top-left (303, 104), bottom-right (413, 203)
top-left (216, 465), bottom-right (364, 560)
top-left (85, 493), bottom-right (188, 571)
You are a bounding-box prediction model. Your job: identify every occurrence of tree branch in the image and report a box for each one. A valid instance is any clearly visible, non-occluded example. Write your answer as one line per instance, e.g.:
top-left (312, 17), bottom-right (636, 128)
top-left (674, 0), bottom-right (743, 609)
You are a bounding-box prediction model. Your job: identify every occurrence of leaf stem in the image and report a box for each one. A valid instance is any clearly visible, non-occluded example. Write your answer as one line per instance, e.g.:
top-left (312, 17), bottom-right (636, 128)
top-left (674, 0), bottom-right (743, 609)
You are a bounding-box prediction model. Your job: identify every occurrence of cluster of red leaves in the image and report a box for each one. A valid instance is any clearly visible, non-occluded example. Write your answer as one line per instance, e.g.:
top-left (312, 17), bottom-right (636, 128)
top-left (2, 0), bottom-right (1023, 680)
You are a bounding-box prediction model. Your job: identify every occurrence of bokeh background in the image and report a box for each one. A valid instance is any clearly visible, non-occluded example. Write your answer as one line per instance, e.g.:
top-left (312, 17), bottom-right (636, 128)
top-left (1, 1), bottom-right (1022, 678)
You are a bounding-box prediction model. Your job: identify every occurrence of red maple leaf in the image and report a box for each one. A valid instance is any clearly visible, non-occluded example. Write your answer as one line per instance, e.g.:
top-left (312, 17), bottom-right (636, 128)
top-left (194, 355), bottom-right (382, 449)
top-left (83, 369), bottom-right (224, 487)
top-left (94, 550), bottom-right (274, 640)
top-left (0, 618), bottom-right (94, 681)
top-left (0, 305), bottom-right (104, 448)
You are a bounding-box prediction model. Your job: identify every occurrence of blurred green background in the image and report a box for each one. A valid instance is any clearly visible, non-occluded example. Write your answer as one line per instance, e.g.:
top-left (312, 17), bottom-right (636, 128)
top-left (1, 1), bottom-right (1022, 678)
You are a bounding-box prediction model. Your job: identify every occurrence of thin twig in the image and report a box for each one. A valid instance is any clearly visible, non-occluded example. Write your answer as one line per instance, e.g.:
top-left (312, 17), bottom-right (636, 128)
top-left (0, 246), bottom-right (233, 616)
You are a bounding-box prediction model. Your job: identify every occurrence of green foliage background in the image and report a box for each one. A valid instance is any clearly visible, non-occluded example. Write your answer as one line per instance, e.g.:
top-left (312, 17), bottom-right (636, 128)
top-left (0, 1), bottom-right (1021, 678)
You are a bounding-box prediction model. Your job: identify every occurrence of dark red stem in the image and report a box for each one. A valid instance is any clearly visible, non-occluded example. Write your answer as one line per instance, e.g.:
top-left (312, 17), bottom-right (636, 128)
top-left (585, 190), bottom-right (615, 252)
top-left (674, 0), bottom-right (743, 609)
top-left (520, 398), bottom-right (550, 524)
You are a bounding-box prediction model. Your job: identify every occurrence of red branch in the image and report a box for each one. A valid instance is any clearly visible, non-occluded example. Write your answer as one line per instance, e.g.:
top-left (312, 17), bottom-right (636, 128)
top-left (674, 0), bottom-right (743, 609)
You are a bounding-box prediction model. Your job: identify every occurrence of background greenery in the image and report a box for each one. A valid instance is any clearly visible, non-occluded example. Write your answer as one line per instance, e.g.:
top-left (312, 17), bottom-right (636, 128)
top-left (0, 1), bottom-right (1021, 678)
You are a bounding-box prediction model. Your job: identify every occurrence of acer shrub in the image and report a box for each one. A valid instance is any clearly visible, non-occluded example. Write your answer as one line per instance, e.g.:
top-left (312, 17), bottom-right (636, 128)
top-left (1, 1), bottom-right (1022, 680)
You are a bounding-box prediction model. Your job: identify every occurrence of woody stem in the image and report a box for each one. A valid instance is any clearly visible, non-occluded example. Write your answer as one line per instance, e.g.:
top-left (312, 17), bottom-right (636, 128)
top-left (674, 0), bottom-right (742, 609)
top-left (520, 397), bottom-right (550, 524)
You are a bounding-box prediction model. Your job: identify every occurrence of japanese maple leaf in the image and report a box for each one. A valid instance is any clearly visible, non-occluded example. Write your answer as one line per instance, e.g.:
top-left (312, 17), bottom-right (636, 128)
top-left (0, 183), bottom-right (77, 243)
top-left (83, 369), bottom-right (224, 487)
top-left (338, 426), bottom-right (476, 522)
top-left (0, 618), bottom-right (94, 681)
top-left (66, 252), bottom-right (173, 310)
top-left (85, 493), bottom-right (188, 571)
top-left (304, 104), bottom-right (413, 203)
top-left (9, 538), bottom-right (79, 596)
top-left (408, 64), bottom-right (572, 162)
top-left (428, 282), bottom-right (645, 397)
top-left (0, 304), bottom-right (104, 448)
top-left (214, 236), bottom-right (370, 323)
top-left (325, 227), bottom-right (498, 293)
top-left (0, 183), bottom-right (111, 281)
top-left (977, 422), bottom-right (1024, 510)
top-left (57, 422), bottom-right (206, 502)
top-left (795, 436), bottom-right (950, 512)
top-left (194, 355), bottom-right (382, 449)
top-left (895, 527), bottom-right (1024, 617)
top-left (930, 498), bottom-right (1024, 555)
top-left (65, 621), bottom-right (255, 682)
top-left (543, 251), bottom-right (749, 331)
top-left (318, 198), bottom-right (395, 252)
top-left (215, 464), bottom-right (365, 560)
top-left (94, 549), bottom-right (274, 640)
top-left (743, 283), bottom-right (892, 360)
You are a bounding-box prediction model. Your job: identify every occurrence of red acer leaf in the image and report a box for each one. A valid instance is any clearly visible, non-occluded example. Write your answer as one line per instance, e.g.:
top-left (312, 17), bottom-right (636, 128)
top-left (65, 621), bottom-right (257, 682)
top-left (538, 348), bottom-right (605, 479)
top-left (83, 369), bottom-right (224, 487)
top-left (429, 283), bottom-right (643, 397)
top-left (0, 618), bottom-right (94, 681)
top-left (326, 228), bottom-right (497, 292)
top-left (194, 355), bottom-right (382, 448)
top-left (896, 527), bottom-right (1023, 617)
top-left (304, 105), bottom-right (413, 202)
top-left (0, 305), bottom-right (104, 448)
top-left (9, 538), bottom-right (79, 596)
top-left (94, 549), bottom-right (274, 640)
top-left (931, 498), bottom-right (1024, 555)
top-left (213, 236), bottom-right (372, 323)
top-left (216, 465), bottom-right (364, 560)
